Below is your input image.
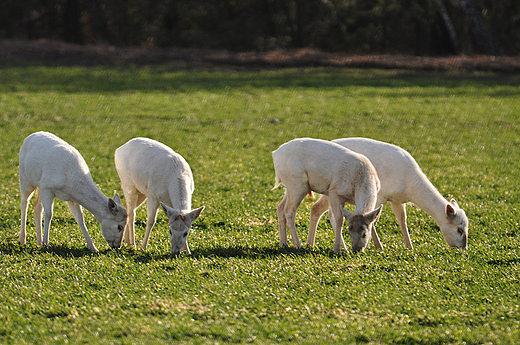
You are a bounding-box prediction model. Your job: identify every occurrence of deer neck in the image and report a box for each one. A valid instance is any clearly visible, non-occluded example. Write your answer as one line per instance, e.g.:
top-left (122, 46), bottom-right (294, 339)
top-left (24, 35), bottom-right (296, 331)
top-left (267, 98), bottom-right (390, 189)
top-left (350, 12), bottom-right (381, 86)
top-left (409, 174), bottom-right (448, 226)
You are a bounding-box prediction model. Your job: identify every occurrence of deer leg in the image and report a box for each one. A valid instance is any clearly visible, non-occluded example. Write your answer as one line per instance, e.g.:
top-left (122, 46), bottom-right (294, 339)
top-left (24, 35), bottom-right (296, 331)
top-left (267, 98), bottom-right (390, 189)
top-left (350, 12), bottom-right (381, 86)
top-left (391, 202), bottom-right (412, 249)
top-left (308, 194), bottom-right (329, 247)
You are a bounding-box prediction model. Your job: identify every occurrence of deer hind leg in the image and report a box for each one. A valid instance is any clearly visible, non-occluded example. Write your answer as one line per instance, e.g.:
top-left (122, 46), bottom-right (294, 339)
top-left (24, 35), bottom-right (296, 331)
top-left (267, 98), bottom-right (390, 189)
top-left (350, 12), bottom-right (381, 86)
top-left (40, 190), bottom-right (55, 246)
top-left (276, 195), bottom-right (288, 247)
top-left (123, 188), bottom-right (146, 248)
top-left (19, 184), bottom-right (37, 245)
top-left (282, 189), bottom-right (308, 249)
top-left (33, 189), bottom-right (43, 245)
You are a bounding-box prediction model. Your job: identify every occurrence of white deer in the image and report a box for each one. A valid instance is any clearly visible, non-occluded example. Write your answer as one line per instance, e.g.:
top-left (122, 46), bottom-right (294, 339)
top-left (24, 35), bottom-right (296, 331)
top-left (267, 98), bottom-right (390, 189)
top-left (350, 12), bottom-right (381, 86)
top-left (272, 138), bottom-right (383, 253)
top-left (308, 137), bottom-right (468, 250)
top-left (115, 138), bottom-right (204, 255)
top-left (19, 131), bottom-right (127, 253)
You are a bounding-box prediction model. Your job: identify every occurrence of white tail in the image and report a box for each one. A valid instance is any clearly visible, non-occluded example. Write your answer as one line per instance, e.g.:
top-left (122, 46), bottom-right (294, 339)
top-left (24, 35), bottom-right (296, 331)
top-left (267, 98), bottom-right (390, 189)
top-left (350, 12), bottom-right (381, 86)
top-left (115, 137), bottom-right (204, 255)
top-left (308, 137), bottom-right (468, 250)
top-left (272, 138), bottom-right (382, 254)
top-left (19, 131), bottom-right (127, 253)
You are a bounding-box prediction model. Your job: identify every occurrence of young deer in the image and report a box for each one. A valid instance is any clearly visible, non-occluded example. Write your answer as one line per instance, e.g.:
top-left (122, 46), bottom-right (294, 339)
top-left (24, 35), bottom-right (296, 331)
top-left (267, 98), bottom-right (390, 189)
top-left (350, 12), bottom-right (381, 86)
top-left (308, 137), bottom-right (468, 250)
top-left (115, 138), bottom-right (204, 255)
top-left (19, 131), bottom-right (127, 253)
top-left (272, 138), bottom-right (382, 253)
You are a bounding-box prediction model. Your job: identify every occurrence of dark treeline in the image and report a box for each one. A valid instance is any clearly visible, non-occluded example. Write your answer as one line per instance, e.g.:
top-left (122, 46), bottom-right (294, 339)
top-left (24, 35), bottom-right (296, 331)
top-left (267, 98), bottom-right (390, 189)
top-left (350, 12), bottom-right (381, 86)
top-left (1, 0), bottom-right (518, 56)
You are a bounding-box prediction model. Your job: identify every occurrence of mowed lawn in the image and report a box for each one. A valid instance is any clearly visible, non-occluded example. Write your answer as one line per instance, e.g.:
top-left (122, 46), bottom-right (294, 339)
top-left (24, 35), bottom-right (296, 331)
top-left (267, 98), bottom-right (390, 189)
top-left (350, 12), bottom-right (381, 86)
top-left (0, 65), bottom-right (519, 344)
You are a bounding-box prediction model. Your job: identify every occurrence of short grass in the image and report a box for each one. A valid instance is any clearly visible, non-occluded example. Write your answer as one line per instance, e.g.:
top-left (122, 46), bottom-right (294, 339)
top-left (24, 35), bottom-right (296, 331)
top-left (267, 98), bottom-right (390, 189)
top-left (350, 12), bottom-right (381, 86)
top-left (0, 64), bottom-right (519, 344)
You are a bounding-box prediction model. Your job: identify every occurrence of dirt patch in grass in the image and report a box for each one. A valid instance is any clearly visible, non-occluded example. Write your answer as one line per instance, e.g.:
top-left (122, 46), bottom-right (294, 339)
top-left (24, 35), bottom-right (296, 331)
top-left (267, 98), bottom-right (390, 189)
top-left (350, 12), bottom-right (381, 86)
top-left (1, 39), bottom-right (520, 73)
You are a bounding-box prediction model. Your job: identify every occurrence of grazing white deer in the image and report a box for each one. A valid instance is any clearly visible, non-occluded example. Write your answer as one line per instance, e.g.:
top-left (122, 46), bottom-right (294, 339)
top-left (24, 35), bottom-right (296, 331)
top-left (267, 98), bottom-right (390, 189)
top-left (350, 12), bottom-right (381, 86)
top-left (115, 138), bottom-right (204, 255)
top-left (272, 138), bottom-right (383, 253)
top-left (19, 131), bottom-right (127, 253)
top-left (308, 137), bottom-right (468, 250)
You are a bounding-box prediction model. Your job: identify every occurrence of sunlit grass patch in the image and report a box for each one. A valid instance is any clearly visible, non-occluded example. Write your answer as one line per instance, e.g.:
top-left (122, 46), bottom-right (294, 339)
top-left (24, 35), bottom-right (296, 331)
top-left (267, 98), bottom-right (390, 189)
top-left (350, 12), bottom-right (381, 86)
top-left (0, 66), bottom-right (519, 343)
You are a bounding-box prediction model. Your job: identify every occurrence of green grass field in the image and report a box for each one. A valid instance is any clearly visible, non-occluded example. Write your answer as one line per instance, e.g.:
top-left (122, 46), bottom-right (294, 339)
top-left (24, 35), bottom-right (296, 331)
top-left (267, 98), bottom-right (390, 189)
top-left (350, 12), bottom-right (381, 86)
top-left (0, 64), bottom-right (519, 344)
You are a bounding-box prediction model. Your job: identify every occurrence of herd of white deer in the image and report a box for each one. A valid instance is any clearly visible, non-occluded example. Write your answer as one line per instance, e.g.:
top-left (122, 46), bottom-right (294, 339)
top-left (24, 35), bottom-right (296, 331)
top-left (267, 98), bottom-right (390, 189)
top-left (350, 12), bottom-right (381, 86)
top-left (18, 131), bottom-right (468, 255)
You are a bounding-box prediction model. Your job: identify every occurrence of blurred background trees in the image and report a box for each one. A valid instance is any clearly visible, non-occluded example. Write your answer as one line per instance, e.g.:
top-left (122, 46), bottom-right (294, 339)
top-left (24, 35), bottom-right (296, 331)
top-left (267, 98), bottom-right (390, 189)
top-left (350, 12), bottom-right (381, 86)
top-left (1, 0), bottom-right (518, 55)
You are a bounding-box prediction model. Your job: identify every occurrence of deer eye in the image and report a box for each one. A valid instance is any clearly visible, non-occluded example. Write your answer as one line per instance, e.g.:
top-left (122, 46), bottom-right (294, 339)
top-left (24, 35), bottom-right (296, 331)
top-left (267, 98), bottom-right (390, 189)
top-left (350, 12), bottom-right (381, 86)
top-left (118, 225), bottom-right (124, 232)
top-left (183, 232), bottom-right (188, 238)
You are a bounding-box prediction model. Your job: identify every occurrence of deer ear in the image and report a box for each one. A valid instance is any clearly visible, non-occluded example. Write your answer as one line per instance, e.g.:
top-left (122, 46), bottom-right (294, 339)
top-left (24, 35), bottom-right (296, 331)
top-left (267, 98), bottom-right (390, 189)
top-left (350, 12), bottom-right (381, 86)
top-left (188, 206), bottom-right (205, 221)
top-left (450, 198), bottom-right (459, 208)
top-left (112, 193), bottom-right (122, 205)
top-left (160, 202), bottom-right (182, 219)
top-left (446, 203), bottom-right (457, 219)
top-left (341, 206), bottom-right (353, 221)
top-left (160, 202), bottom-right (173, 217)
top-left (108, 198), bottom-right (118, 215)
top-left (365, 205), bottom-right (383, 224)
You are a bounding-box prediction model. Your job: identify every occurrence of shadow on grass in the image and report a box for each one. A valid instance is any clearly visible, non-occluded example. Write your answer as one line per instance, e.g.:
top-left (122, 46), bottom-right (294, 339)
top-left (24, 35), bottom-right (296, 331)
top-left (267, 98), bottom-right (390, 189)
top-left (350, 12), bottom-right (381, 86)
top-left (114, 244), bottom-right (343, 263)
top-left (0, 240), bottom-right (94, 257)
top-left (0, 238), bottom-right (349, 261)
top-left (1, 65), bottom-right (519, 95)
top-left (192, 245), bottom-right (343, 260)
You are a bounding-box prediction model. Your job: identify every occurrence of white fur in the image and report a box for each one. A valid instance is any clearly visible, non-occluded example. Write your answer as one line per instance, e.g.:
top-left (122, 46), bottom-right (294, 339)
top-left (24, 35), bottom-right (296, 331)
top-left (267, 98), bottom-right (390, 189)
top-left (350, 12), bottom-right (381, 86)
top-left (19, 131), bottom-right (127, 253)
top-left (272, 138), bottom-right (383, 254)
top-left (308, 137), bottom-right (468, 249)
top-left (114, 138), bottom-right (204, 255)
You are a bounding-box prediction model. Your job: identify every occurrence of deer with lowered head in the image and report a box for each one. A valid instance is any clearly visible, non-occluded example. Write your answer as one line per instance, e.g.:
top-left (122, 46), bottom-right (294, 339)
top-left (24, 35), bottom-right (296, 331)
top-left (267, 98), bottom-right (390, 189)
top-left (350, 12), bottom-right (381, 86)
top-left (308, 137), bottom-right (468, 250)
top-left (19, 131), bottom-right (127, 253)
top-left (115, 137), bottom-right (204, 255)
top-left (272, 138), bottom-right (383, 254)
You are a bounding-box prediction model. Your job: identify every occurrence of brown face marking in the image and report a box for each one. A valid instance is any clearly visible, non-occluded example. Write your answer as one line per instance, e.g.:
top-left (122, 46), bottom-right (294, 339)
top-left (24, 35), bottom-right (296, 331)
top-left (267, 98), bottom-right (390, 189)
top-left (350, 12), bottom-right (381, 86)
top-left (348, 215), bottom-right (368, 232)
top-left (347, 214), bottom-right (371, 252)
